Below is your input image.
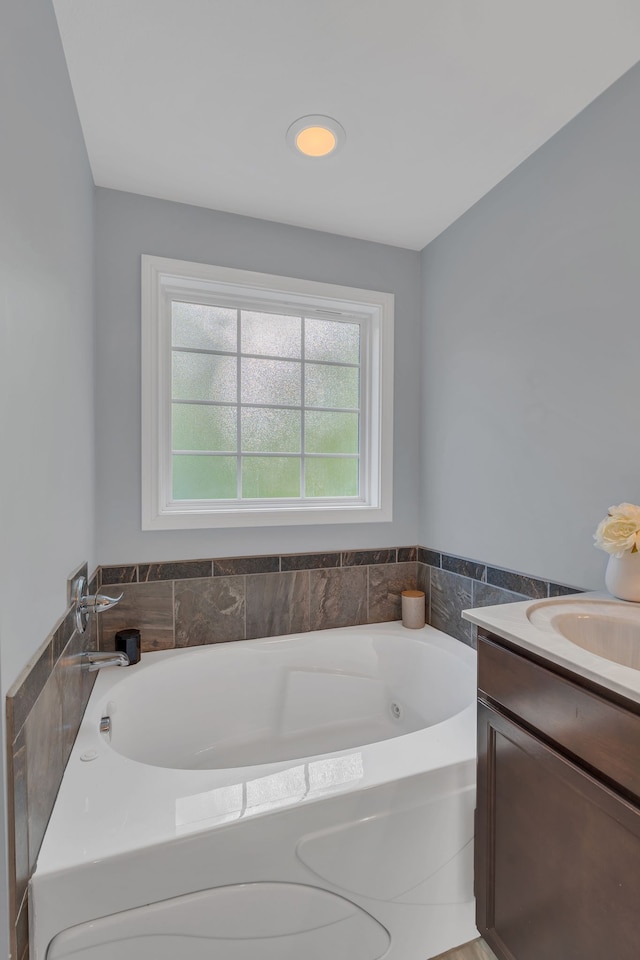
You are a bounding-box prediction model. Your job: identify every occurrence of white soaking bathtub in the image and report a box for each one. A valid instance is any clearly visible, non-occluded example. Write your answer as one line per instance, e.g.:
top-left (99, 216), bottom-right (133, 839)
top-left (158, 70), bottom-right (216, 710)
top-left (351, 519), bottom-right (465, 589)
top-left (31, 621), bottom-right (478, 960)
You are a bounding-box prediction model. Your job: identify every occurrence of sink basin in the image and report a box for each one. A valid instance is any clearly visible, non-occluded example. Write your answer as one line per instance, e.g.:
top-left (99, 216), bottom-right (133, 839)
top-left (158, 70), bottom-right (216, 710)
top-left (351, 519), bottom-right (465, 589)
top-left (528, 599), bottom-right (640, 670)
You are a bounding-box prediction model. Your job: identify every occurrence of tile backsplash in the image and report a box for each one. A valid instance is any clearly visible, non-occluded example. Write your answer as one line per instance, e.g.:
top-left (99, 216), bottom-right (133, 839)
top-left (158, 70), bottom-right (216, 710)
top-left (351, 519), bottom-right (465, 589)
top-left (97, 548), bottom-right (420, 651)
top-left (6, 564), bottom-right (99, 960)
top-left (6, 544), bottom-right (582, 960)
top-left (416, 547), bottom-right (582, 648)
top-left (97, 545), bottom-right (582, 653)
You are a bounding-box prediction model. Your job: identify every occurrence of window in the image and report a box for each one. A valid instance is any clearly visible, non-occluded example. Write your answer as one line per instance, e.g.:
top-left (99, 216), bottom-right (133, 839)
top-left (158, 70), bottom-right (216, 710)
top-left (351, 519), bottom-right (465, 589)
top-left (141, 256), bottom-right (393, 529)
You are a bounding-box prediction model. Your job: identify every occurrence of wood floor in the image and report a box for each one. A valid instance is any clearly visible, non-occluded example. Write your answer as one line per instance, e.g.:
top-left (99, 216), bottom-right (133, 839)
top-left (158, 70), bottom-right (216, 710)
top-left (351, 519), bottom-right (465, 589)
top-left (430, 937), bottom-right (498, 960)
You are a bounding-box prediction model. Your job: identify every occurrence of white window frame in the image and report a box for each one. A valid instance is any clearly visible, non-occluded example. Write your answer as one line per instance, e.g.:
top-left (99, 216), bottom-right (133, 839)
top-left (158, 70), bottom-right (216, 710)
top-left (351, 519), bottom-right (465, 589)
top-left (141, 255), bottom-right (393, 529)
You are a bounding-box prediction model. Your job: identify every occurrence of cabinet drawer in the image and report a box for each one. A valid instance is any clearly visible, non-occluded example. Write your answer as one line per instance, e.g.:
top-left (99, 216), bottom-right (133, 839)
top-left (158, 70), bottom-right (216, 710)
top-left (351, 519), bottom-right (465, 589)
top-left (478, 635), bottom-right (640, 800)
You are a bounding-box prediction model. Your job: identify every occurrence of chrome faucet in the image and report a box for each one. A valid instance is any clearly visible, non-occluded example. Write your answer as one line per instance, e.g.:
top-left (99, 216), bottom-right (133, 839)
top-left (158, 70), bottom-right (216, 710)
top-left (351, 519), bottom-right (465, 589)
top-left (72, 576), bottom-right (123, 634)
top-left (82, 651), bottom-right (130, 673)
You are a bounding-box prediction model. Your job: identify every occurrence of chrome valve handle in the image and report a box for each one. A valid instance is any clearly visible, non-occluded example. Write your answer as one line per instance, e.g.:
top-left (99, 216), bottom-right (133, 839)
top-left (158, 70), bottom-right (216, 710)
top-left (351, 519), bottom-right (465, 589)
top-left (72, 576), bottom-right (123, 634)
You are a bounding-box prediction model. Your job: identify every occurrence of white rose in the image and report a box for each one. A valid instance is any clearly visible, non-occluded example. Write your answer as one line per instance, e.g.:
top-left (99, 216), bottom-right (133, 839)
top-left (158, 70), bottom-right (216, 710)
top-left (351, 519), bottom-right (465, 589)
top-left (609, 502), bottom-right (640, 524)
top-left (594, 515), bottom-right (640, 556)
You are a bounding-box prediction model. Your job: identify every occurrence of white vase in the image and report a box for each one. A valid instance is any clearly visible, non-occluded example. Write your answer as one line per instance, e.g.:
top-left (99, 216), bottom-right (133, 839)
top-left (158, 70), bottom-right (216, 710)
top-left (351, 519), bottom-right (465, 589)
top-left (605, 551), bottom-right (640, 602)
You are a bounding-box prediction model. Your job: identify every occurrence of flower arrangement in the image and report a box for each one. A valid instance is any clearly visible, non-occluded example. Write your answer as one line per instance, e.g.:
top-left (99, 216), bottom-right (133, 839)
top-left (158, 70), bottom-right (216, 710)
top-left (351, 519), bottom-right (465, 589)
top-left (593, 503), bottom-right (640, 557)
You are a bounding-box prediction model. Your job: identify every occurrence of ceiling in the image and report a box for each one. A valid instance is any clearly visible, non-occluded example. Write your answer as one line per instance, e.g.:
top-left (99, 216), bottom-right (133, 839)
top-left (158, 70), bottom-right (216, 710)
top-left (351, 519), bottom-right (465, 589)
top-left (53, 0), bottom-right (640, 250)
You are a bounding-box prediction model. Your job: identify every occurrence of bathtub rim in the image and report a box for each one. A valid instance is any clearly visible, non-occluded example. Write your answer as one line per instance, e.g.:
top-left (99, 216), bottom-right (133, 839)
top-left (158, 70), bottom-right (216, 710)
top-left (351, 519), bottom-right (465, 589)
top-left (33, 621), bottom-right (476, 879)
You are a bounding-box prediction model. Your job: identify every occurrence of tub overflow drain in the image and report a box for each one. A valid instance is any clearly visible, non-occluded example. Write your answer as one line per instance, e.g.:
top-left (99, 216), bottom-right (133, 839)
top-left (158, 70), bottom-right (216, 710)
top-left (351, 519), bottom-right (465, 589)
top-left (390, 701), bottom-right (402, 720)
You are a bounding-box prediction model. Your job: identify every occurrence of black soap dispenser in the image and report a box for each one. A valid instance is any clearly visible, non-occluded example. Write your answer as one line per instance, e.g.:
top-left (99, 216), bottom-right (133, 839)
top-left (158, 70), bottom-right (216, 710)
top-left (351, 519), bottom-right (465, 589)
top-left (115, 628), bottom-right (141, 665)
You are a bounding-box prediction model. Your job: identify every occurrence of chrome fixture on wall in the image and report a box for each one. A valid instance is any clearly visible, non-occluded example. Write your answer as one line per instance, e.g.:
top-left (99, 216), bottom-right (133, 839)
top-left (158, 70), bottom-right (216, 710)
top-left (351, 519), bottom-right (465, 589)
top-left (82, 651), bottom-right (130, 673)
top-left (72, 575), bottom-right (123, 634)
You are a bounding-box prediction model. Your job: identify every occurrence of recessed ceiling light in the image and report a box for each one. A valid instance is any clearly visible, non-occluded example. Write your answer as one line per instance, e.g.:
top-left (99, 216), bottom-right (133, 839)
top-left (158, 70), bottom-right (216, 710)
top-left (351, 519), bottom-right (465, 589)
top-left (287, 115), bottom-right (345, 158)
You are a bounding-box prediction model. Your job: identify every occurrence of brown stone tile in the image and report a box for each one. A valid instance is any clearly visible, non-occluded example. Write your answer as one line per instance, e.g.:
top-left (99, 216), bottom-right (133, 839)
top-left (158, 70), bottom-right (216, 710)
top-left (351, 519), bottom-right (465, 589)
top-left (549, 582), bottom-right (584, 597)
top-left (99, 581), bottom-right (174, 653)
top-left (100, 565), bottom-right (137, 586)
top-left (418, 547), bottom-right (441, 567)
top-left (281, 552), bottom-right (341, 571)
top-left (175, 577), bottom-right (245, 646)
top-left (7, 640), bottom-right (53, 741)
top-left (15, 895), bottom-right (28, 960)
top-left (417, 562), bottom-right (431, 618)
top-left (309, 567), bottom-right (367, 630)
top-left (82, 600), bottom-right (100, 663)
top-left (342, 548), bottom-right (397, 566)
top-left (88, 569), bottom-right (100, 596)
top-left (25, 674), bottom-right (64, 871)
top-left (430, 568), bottom-right (474, 646)
top-left (368, 561), bottom-right (418, 622)
top-left (397, 546), bottom-right (417, 562)
top-left (9, 728), bottom-right (28, 922)
top-left (442, 554), bottom-right (486, 581)
top-left (246, 571), bottom-right (309, 639)
top-left (87, 602), bottom-right (99, 655)
top-left (55, 629), bottom-right (98, 766)
top-left (486, 566), bottom-right (547, 599)
top-left (214, 555), bottom-right (279, 576)
top-left (53, 607), bottom-right (76, 665)
top-left (472, 581), bottom-right (529, 609)
top-left (139, 560), bottom-right (212, 582)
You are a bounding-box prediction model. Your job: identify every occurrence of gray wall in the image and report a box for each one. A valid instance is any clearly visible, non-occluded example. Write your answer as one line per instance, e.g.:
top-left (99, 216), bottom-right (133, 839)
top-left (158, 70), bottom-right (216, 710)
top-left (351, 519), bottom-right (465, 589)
top-left (420, 61), bottom-right (640, 590)
top-left (0, 0), bottom-right (96, 952)
top-left (94, 189), bottom-right (422, 564)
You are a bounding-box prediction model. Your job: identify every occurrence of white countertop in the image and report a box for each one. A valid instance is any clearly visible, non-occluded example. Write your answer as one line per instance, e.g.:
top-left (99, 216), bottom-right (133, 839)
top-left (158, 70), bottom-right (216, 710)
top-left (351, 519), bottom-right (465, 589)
top-left (463, 591), bottom-right (640, 707)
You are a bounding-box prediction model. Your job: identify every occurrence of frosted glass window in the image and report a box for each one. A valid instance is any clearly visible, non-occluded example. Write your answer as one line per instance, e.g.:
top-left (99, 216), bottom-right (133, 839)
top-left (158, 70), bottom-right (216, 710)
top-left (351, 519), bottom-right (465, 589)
top-left (241, 358), bottom-right (301, 406)
top-left (142, 256), bottom-right (393, 528)
top-left (172, 404), bottom-right (236, 452)
top-left (172, 353), bottom-right (237, 402)
top-left (305, 458), bottom-right (358, 498)
top-left (242, 408), bottom-right (300, 453)
top-left (305, 318), bottom-right (360, 364)
top-left (241, 312), bottom-right (301, 358)
top-left (305, 411), bottom-right (358, 454)
top-left (305, 363), bottom-right (359, 409)
top-left (173, 455), bottom-right (237, 500)
top-left (172, 302), bottom-right (237, 352)
top-left (242, 458), bottom-right (300, 499)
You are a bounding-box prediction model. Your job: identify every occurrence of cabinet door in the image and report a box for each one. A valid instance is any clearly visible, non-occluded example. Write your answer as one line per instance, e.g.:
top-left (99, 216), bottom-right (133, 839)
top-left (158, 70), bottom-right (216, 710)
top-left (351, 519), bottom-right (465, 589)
top-left (476, 702), bottom-right (640, 960)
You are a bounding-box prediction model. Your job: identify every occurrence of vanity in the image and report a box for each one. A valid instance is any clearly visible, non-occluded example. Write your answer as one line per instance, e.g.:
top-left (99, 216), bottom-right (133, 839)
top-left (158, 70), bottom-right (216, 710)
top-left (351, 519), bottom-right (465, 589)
top-left (463, 595), bottom-right (640, 960)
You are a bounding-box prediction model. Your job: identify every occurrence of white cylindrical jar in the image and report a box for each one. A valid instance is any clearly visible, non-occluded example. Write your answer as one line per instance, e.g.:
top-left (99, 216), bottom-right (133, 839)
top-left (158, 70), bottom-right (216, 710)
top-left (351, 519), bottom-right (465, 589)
top-left (605, 551), bottom-right (640, 602)
top-left (401, 590), bottom-right (426, 629)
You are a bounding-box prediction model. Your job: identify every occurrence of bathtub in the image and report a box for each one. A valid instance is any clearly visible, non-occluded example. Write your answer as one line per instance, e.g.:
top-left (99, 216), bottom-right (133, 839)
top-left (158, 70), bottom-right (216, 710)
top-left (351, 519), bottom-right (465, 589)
top-left (31, 621), bottom-right (478, 960)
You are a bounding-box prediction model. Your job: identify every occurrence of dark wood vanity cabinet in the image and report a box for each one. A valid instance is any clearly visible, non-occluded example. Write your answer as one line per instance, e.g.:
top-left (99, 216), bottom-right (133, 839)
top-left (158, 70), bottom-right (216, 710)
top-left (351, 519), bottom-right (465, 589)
top-left (476, 632), bottom-right (640, 960)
